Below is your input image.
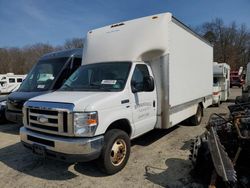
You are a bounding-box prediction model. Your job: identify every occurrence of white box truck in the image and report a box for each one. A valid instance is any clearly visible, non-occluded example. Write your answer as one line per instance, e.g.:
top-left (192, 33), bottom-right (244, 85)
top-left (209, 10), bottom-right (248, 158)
top-left (20, 13), bottom-right (213, 174)
top-left (212, 62), bottom-right (230, 106)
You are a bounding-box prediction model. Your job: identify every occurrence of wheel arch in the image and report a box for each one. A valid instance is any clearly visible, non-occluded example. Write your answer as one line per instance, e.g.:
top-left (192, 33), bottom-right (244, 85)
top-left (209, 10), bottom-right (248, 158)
top-left (105, 118), bottom-right (133, 138)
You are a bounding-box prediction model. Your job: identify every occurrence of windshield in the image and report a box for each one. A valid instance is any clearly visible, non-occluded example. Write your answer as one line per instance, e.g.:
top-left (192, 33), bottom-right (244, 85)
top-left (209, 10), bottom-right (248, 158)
top-left (60, 62), bottom-right (131, 92)
top-left (19, 58), bottom-right (68, 92)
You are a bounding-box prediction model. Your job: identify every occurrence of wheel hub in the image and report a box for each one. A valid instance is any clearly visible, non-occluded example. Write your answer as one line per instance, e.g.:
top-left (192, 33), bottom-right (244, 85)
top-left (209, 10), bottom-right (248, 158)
top-left (110, 139), bottom-right (127, 166)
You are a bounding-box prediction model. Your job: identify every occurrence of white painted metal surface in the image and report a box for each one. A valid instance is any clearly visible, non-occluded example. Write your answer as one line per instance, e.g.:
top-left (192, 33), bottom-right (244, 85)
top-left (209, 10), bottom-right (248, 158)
top-left (83, 13), bottom-right (171, 64)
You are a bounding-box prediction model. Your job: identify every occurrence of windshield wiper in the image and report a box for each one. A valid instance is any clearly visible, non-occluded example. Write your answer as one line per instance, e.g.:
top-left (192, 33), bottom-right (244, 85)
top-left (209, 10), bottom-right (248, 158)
top-left (100, 88), bottom-right (113, 91)
top-left (90, 82), bottom-right (101, 88)
top-left (60, 83), bottom-right (73, 91)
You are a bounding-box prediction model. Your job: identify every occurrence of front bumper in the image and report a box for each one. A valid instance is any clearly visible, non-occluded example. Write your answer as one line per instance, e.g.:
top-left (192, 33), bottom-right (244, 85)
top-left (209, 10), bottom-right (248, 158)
top-left (5, 110), bottom-right (22, 124)
top-left (20, 127), bottom-right (104, 162)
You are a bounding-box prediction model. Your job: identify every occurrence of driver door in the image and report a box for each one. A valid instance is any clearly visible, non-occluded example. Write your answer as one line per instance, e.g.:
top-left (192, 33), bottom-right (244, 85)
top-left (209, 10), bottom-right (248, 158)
top-left (130, 64), bottom-right (157, 137)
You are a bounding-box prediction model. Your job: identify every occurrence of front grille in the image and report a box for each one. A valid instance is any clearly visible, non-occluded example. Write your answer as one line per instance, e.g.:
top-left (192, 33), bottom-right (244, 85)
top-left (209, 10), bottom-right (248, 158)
top-left (26, 107), bottom-right (70, 135)
top-left (30, 109), bottom-right (58, 116)
top-left (30, 123), bottom-right (59, 131)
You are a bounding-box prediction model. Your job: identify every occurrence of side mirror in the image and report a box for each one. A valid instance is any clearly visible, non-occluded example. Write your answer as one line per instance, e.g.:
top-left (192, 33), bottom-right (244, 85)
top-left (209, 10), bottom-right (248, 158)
top-left (143, 76), bottom-right (154, 92)
top-left (131, 76), bottom-right (155, 93)
top-left (131, 80), bottom-right (139, 93)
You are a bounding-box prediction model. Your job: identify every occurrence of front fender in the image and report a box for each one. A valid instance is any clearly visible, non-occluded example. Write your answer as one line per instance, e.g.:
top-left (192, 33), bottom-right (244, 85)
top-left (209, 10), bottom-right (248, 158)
top-left (94, 106), bottom-right (134, 137)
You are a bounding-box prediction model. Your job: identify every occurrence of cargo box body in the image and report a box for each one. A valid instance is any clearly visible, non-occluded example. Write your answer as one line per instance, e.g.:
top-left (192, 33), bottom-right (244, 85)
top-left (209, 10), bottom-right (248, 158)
top-left (83, 12), bottom-right (213, 128)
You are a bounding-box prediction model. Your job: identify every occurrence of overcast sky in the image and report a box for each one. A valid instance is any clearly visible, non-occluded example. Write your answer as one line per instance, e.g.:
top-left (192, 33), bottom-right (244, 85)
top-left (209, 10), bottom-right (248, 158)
top-left (0, 0), bottom-right (249, 47)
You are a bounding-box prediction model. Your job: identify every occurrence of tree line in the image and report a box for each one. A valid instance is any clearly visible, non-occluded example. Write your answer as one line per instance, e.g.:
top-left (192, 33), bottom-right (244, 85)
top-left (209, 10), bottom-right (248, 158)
top-left (196, 18), bottom-right (250, 70)
top-left (0, 18), bottom-right (250, 74)
top-left (0, 38), bottom-right (83, 74)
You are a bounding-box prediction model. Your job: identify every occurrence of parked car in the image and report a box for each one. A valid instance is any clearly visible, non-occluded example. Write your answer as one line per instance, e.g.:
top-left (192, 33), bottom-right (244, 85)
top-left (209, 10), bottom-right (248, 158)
top-left (230, 69), bottom-right (245, 88)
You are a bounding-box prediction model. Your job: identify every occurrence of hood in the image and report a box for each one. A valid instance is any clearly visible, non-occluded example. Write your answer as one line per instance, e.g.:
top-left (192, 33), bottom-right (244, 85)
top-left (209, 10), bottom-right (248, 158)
top-left (8, 91), bottom-right (48, 102)
top-left (7, 91), bottom-right (49, 110)
top-left (29, 91), bottom-right (128, 111)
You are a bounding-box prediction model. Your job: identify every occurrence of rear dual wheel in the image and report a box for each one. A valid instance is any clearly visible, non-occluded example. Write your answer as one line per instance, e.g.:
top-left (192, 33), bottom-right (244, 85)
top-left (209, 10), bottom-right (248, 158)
top-left (190, 104), bottom-right (203, 126)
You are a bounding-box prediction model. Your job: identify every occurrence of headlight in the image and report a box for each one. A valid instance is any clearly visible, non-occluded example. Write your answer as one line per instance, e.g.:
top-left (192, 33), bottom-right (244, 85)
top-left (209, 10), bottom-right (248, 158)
top-left (74, 111), bottom-right (98, 136)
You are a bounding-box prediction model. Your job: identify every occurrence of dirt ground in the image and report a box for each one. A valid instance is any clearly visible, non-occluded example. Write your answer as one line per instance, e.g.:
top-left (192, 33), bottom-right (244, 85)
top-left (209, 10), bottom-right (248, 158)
top-left (0, 88), bottom-right (241, 188)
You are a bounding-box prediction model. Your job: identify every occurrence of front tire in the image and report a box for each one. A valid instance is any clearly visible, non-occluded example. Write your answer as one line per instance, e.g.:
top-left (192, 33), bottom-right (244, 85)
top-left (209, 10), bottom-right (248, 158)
top-left (99, 129), bottom-right (130, 175)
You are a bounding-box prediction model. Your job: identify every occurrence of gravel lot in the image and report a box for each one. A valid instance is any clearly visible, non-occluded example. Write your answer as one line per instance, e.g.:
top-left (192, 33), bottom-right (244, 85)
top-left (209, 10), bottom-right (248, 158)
top-left (0, 88), bottom-right (241, 188)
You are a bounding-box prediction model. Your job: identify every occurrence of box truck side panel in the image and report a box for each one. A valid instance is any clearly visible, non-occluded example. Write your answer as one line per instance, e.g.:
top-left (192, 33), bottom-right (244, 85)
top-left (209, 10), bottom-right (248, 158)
top-left (168, 19), bottom-right (213, 126)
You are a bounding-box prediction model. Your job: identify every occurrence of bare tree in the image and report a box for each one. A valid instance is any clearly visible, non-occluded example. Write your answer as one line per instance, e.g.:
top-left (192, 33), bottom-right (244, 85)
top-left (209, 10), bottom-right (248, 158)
top-left (63, 38), bottom-right (84, 49)
top-left (197, 18), bottom-right (250, 70)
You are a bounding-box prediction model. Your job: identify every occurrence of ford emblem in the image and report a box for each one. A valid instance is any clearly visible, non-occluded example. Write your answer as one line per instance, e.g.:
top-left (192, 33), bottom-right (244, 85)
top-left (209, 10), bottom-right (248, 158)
top-left (37, 115), bottom-right (48, 124)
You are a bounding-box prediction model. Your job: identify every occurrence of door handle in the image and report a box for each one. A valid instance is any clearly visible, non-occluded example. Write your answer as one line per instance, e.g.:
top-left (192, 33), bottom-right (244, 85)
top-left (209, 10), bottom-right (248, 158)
top-left (121, 99), bottom-right (129, 104)
top-left (153, 100), bottom-right (156, 107)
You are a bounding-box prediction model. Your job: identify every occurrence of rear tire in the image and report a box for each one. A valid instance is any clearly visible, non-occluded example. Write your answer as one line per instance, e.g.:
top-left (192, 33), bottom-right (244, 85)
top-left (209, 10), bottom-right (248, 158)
top-left (216, 98), bottom-right (220, 107)
top-left (99, 129), bottom-right (130, 175)
top-left (190, 104), bottom-right (203, 126)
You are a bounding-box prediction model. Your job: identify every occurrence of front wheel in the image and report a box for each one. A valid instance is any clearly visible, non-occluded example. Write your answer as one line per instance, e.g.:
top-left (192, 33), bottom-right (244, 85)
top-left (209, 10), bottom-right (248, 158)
top-left (190, 104), bottom-right (203, 126)
top-left (99, 129), bottom-right (130, 175)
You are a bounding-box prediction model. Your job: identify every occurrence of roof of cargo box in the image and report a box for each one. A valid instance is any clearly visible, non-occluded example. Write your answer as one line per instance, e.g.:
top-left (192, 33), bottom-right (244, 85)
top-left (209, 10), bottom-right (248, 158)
top-left (83, 12), bottom-right (212, 64)
top-left (40, 48), bottom-right (83, 61)
top-left (213, 62), bottom-right (230, 76)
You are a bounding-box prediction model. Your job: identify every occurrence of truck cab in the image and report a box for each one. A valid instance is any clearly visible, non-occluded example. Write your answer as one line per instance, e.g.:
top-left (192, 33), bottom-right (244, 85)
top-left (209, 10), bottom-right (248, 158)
top-left (5, 48), bottom-right (82, 123)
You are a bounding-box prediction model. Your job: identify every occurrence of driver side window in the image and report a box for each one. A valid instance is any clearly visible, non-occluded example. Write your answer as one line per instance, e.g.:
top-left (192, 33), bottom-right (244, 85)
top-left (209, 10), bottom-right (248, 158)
top-left (131, 64), bottom-right (150, 92)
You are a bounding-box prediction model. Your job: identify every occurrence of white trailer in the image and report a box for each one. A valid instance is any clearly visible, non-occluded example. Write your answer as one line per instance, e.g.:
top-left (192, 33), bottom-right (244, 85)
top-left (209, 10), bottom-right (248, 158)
top-left (212, 62), bottom-right (230, 105)
top-left (0, 73), bottom-right (26, 95)
top-left (20, 12), bottom-right (213, 174)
